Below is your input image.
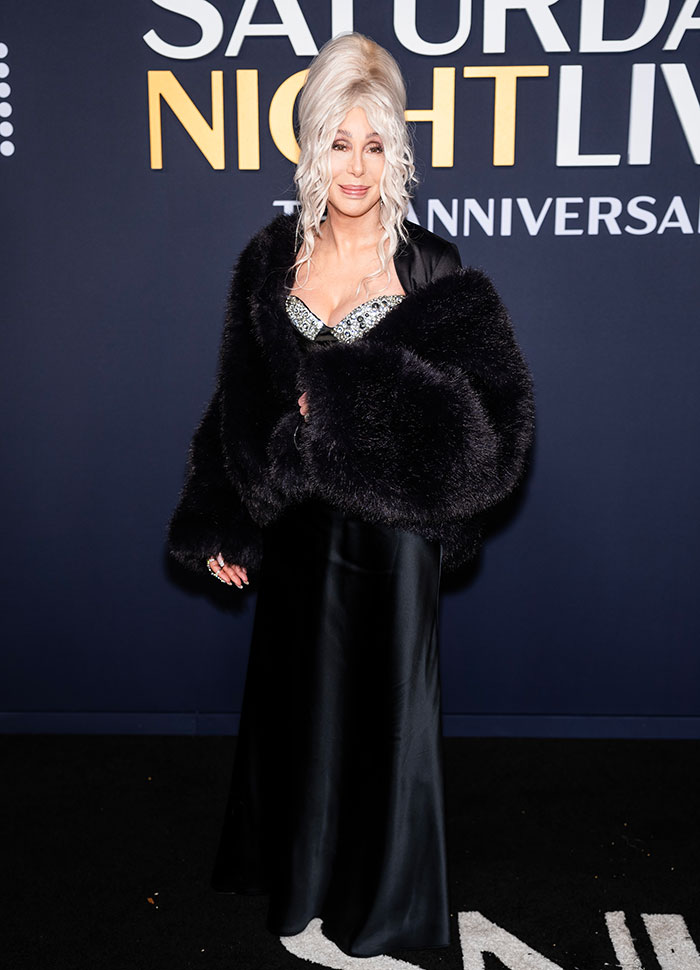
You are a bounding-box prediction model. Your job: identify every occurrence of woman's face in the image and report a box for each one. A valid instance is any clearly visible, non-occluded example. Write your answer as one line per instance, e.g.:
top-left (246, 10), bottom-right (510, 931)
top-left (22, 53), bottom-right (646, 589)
top-left (326, 105), bottom-right (385, 219)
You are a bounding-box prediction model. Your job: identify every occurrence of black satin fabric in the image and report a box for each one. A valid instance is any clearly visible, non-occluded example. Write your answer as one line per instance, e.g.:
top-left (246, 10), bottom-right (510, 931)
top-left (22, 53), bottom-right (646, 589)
top-left (211, 496), bottom-right (450, 957)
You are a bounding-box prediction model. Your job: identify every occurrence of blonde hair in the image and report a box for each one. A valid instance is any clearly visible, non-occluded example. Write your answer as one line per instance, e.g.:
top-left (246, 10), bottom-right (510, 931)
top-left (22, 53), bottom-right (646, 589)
top-left (289, 32), bottom-right (418, 297)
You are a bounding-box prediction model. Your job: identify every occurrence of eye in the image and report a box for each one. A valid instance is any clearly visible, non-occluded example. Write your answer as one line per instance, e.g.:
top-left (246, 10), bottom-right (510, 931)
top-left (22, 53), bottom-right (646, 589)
top-left (332, 141), bottom-right (348, 150)
top-left (368, 143), bottom-right (384, 153)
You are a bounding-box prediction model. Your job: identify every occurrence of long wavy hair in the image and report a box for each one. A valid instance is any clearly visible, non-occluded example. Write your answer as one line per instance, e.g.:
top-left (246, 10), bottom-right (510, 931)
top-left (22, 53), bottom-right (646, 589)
top-left (288, 32), bottom-right (418, 298)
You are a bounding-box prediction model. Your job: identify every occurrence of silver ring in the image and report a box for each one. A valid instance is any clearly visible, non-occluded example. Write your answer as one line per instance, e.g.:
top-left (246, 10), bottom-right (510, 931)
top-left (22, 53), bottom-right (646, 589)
top-left (207, 557), bottom-right (225, 580)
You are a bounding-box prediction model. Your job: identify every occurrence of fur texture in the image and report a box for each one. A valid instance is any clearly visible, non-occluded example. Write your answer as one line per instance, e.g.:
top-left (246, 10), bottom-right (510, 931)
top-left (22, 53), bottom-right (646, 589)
top-left (167, 212), bottom-right (535, 583)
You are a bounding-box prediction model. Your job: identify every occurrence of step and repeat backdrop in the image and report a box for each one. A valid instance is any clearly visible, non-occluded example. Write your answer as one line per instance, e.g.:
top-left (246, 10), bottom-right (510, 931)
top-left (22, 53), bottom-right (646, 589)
top-left (2, 1), bottom-right (699, 735)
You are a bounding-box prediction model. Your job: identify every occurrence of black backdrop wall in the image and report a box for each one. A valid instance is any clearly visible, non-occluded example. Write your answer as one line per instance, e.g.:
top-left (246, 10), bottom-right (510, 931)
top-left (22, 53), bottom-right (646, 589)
top-left (2, 1), bottom-right (699, 736)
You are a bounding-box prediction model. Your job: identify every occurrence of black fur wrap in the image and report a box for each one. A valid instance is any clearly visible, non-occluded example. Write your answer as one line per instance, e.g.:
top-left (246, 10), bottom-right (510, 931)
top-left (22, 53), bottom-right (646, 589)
top-left (166, 212), bottom-right (535, 583)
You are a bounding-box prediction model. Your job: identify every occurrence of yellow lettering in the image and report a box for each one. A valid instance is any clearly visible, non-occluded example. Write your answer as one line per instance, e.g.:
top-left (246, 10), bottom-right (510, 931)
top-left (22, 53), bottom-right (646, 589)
top-left (463, 65), bottom-right (549, 166)
top-left (148, 70), bottom-right (225, 170)
top-left (236, 69), bottom-right (260, 170)
top-left (269, 69), bottom-right (308, 163)
top-left (405, 67), bottom-right (456, 168)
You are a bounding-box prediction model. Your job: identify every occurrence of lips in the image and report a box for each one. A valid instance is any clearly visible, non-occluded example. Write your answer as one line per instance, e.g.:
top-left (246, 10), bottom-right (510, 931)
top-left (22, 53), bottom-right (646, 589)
top-left (339, 185), bottom-right (370, 196)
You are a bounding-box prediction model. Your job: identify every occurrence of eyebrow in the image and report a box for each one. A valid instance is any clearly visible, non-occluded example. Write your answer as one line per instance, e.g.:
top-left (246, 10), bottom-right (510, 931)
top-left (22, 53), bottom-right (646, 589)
top-left (336, 128), bottom-right (382, 139)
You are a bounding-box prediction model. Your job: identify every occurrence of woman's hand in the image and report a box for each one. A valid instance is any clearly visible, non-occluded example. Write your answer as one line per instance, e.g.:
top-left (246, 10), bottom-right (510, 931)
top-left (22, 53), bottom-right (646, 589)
top-left (207, 553), bottom-right (249, 589)
top-left (298, 391), bottom-right (310, 422)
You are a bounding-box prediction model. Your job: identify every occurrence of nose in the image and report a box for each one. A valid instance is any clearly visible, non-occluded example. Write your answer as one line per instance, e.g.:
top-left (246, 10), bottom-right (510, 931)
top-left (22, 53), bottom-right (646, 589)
top-left (347, 146), bottom-right (364, 177)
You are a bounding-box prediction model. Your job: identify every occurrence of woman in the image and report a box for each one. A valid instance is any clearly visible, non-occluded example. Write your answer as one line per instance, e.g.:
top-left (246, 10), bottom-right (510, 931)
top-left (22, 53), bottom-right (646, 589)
top-left (167, 32), bottom-right (535, 958)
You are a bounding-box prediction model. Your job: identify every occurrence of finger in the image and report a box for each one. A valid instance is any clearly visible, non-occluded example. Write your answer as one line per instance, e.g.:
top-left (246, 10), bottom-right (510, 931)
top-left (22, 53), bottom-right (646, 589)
top-left (225, 564), bottom-right (246, 588)
top-left (218, 564), bottom-right (235, 585)
top-left (220, 564), bottom-right (242, 587)
top-left (208, 557), bottom-right (232, 585)
top-left (232, 564), bottom-right (249, 586)
top-left (217, 553), bottom-right (247, 579)
top-left (225, 564), bottom-right (244, 587)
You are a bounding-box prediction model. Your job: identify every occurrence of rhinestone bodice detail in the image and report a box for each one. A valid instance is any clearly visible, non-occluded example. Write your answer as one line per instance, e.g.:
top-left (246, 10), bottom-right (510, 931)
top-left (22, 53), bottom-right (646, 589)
top-left (285, 293), bottom-right (406, 344)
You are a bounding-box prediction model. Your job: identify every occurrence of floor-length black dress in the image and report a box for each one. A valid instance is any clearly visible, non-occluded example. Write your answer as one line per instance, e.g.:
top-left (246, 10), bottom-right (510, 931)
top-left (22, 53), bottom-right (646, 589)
top-left (210, 293), bottom-right (451, 958)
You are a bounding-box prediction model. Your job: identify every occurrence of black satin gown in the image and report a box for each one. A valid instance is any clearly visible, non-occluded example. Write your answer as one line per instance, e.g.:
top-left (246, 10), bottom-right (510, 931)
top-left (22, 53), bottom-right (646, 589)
top-left (210, 294), bottom-right (450, 958)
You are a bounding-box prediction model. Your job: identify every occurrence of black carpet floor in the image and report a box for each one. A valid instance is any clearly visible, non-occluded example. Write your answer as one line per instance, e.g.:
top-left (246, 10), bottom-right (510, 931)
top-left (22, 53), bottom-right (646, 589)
top-left (3, 735), bottom-right (700, 969)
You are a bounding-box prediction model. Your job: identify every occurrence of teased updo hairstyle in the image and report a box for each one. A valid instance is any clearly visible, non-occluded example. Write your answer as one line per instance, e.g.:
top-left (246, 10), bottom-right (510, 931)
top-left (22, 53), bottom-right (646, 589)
top-left (289, 32), bottom-right (418, 297)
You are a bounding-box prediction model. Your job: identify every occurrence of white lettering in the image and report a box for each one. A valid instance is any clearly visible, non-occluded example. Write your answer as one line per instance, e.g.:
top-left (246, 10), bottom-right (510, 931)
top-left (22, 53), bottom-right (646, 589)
top-left (331, 0), bottom-right (354, 36)
top-left (458, 912), bottom-right (565, 970)
top-left (463, 198), bottom-right (495, 235)
top-left (501, 197), bottom-right (513, 235)
top-left (143, 0), bottom-right (223, 59)
top-left (555, 196), bottom-right (584, 234)
top-left (428, 198), bottom-right (459, 235)
top-left (588, 196), bottom-right (623, 233)
top-left (628, 64), bottom-right (656, 165)
top-left (272, 199), bottom-right (300, 215)
top-left (657, 195), bottom-right (694, 232)
top-left (605, 911), bottom-right (645, 970)
top-left (660, 63), bottom-right (700, 163)
top-left (580, 0), bottom-right (670, 53)
top-left (664, 0), bottom-right (700, 50)
top-left (394, 0), bottom-right (472, 56)
top-left (556, 65), bottom-right (621, 166)
top-left (279, 910), bottom-right (700, 970)
top-left (483, 0), bottom-right (570, 54)
top-left (272, 196), bottom-right (699, 237)
top-left (625, 196), bottom-right (658, 234)
top-left (643, 914), bottom-right (700, 970)
top-left (225, 0), bottom-right (317, 57)
top-left (517, 197), bottom-right (553, 234)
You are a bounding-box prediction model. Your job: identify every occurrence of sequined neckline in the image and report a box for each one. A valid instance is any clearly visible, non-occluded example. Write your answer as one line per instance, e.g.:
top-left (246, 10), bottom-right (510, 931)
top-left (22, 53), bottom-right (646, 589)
top-left (284, 293), bottom-right (406, 344)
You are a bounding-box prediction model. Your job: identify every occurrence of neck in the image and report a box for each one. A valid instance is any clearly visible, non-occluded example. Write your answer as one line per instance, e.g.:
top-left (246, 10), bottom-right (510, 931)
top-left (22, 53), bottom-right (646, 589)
top-left (320, 204), bottom-right (384, 258)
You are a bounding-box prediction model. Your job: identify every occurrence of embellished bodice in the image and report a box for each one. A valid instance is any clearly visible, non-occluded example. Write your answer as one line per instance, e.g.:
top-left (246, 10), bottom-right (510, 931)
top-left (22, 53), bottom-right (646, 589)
top-left (284, 293), bottom-right (406, 346)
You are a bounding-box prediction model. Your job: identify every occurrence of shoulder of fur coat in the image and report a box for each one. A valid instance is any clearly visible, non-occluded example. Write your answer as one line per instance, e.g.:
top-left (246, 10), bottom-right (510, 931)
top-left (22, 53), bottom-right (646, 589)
top-left (166, 212), bottom-right (535, 584)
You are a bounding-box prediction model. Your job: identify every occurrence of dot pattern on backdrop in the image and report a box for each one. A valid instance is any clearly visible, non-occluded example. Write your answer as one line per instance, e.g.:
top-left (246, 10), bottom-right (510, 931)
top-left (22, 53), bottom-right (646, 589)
top-left (0, 42), bottom-right (14, 157)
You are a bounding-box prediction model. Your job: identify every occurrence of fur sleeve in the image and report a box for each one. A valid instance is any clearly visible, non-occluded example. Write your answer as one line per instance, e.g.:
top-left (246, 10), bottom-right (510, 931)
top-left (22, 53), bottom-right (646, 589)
top-left (167, 235), bottom-right (281, 580)
top-left (294, 268), bottom-right (535, 527)
top-left (166, 388), bottom-right (264, 579)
